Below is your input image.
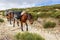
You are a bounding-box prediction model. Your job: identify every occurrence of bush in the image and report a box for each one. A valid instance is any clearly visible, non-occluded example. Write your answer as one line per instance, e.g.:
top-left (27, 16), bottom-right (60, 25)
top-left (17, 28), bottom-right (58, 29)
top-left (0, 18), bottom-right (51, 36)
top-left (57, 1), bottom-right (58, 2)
top-left (51, 11), bottom-right (60, 18)
top-left (43, 21), bottom-right (56, 28)
top-left (38, 12), bottom-right (51, 18)
top-left (0, 19), bottom-right (4, 23)
top-left (15, 32), bottom-right (45, 40)
top-left (30, 12), bottom-right (38, 20)
top-left (2, 12), bottom-right (5, 16)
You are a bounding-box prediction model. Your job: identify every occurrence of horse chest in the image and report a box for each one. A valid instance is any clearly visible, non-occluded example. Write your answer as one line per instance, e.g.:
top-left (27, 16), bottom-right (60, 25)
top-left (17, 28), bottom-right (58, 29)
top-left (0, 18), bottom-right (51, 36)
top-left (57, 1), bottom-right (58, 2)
top-left (21, 15), bottom-right (27, 22)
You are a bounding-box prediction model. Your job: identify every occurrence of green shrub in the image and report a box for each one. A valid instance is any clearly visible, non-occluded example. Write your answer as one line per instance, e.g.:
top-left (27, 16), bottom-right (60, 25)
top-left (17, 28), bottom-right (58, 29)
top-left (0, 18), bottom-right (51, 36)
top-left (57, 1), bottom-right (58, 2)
top-left (2, 12), bottom-right (5, 16)
top-left (0, 19), bottom-right (4, 23)
top-left (38, 12), bottom-right (51, 18)
top-left (15, 32), bottom-right (45, 40)
top-left (51, 11), bottom-right (60, 18)
top-left (33, 15), bottom-right (38, 20)
top-left (43, 21), bottom-right (56, 28)
top-left (30, 12), bottom-right (38, 20)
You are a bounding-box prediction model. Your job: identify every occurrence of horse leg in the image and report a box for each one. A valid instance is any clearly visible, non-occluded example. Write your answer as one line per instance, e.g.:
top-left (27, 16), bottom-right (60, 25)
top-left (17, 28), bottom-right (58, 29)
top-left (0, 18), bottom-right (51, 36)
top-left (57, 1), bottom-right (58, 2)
top-left (7, 19), bottom-right (9, 21)
top-left (10, 18), bottom-right (12, 25)
top-left (13, 19), bottom-right (15, 27)
top-left (25, 22), bottom-right (28, 31)
top-left (21, 22), bottom-right (23, 31)
top-left (7, 18), bottom-right (9, 22)
top-left (17, 20), bottom-right (19, 26)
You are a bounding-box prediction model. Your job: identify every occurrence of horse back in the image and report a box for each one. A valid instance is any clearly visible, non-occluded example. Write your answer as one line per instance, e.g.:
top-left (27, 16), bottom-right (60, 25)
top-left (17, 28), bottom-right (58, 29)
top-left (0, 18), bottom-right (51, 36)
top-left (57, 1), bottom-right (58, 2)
top-left (13, 11), bottom-right (22, 19)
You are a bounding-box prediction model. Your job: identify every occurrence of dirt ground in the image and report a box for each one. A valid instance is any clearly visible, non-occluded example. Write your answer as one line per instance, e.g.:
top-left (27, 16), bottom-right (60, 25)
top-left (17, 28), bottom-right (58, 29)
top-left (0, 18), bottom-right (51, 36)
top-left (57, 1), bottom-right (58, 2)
top-left (0, 15), bottom-right (60, 40)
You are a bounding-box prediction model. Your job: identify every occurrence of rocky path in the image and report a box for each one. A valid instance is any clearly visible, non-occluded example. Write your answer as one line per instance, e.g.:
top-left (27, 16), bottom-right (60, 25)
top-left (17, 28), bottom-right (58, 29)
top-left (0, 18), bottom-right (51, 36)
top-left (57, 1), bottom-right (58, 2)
top-left (0, 18), bottom-right (60, 40)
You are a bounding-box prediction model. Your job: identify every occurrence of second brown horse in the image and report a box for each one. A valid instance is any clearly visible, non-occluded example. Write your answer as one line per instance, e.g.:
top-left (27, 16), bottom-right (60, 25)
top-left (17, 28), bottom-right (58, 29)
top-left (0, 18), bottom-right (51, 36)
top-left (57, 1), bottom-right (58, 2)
top-left (5, 10), bottom-right (33, 31)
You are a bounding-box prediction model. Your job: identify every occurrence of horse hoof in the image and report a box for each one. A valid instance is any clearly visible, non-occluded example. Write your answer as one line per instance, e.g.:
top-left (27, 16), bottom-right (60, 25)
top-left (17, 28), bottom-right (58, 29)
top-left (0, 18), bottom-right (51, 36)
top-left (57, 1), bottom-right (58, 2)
top-left (22, 30), bottom-right (23, 31)
top-left (10, 23), bottom-right (12, 25)
top-left (21, 29), bottom-right (23, 31)
top-left (18, 25), bottom-right (19, 26)
top-left (26, 28), bottom-right (28, 31)
top-left (26, 29), bottom-right (28, 31)
top-left (13, 26), bottom-right (15, 27)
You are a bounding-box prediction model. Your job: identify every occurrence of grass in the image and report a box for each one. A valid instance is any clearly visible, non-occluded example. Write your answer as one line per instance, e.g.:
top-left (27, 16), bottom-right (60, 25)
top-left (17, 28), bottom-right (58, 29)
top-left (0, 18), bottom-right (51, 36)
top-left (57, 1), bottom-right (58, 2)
top-left (43, 21), bottom-right (56, 28)
top-left (15, 32), bottom-right (45, 40)
top-left (0, 18), bottom-right (4, 23)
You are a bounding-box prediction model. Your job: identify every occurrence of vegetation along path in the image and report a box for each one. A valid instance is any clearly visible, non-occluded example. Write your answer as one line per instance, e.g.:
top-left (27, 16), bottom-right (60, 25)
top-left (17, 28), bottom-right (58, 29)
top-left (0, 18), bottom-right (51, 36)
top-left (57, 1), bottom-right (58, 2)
top-left (0, 17), bottom-right (60, 40)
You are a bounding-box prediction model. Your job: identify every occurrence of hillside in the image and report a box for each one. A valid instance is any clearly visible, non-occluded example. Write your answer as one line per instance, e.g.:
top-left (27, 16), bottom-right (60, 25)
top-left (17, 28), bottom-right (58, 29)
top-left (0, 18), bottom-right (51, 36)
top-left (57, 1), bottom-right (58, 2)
top-left (1, 4), bottom-right (60, 19)
top-left (0, 4), bottom-right (60, 40)
top-left (7, 4), bottom-right (60, 20)
top-left (9, 4), bottom-right (60, 11)
top-left (0, 4), bottom-right (60, 12)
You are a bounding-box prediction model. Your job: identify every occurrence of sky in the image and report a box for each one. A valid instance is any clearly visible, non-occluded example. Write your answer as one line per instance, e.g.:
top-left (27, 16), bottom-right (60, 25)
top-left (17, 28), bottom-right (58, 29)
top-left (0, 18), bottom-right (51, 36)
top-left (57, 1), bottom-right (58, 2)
top-left (0, 0), bottom-right (60, 10)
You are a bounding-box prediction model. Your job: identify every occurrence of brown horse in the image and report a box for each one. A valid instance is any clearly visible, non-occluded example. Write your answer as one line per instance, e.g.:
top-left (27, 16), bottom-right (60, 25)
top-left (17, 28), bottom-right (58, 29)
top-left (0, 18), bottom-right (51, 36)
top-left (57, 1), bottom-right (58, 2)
top-left (5, 11), bottom-right (33, 31)
top-left (6, 11), bottom-right (21, 26)
top-left (20, 13), bottom-right (33, 31)
top-left (6, 12), bottom-right (14, 24)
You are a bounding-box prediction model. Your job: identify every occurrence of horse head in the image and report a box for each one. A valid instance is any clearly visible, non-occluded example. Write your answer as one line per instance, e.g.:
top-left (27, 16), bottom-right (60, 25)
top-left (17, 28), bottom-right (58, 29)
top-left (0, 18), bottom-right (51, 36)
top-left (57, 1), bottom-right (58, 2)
top-left (27, 13), bottom-right (34, 24)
